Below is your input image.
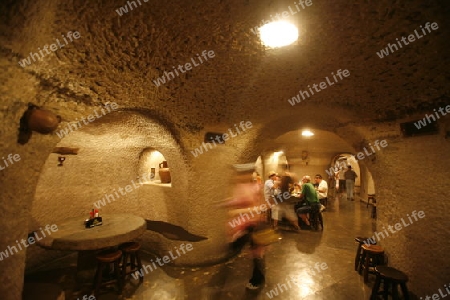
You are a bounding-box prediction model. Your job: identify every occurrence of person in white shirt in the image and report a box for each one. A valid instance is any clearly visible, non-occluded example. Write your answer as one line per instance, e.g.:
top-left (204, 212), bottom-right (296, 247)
top-left (314, 174), bottom-right (328, 211)
top-left (264, 171), bottom-right (278, 225)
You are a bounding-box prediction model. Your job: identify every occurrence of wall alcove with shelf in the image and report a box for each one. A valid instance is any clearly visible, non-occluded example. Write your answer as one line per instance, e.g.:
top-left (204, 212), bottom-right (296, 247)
top-left (138, 148), bottom-right (172, 187)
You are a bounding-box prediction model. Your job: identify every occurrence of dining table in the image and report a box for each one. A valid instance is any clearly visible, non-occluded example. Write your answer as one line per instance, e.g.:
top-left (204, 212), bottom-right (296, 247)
top-left (37, 213), bottom-right (147, 285)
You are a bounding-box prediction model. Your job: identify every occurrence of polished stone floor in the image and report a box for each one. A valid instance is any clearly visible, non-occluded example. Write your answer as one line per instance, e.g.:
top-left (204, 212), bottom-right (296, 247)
top-left (24, 194), bottom-right (417, 300)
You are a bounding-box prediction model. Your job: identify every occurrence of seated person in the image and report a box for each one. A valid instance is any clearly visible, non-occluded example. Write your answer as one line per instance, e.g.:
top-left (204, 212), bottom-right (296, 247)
top-left (272, 173), bottom-right (300, 231)
top-left (291, 183), bottom-right (301, 197)
top-left (296, 175), bottom-right (321, 227)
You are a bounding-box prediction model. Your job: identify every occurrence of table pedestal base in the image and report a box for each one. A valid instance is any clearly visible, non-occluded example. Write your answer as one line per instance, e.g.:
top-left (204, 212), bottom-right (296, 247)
top-left (76, 250), bottom-right (99, 286)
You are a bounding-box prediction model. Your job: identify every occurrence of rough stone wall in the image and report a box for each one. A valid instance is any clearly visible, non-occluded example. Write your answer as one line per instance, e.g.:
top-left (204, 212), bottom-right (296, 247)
top-left (0, 0), bottom-right (450, 298)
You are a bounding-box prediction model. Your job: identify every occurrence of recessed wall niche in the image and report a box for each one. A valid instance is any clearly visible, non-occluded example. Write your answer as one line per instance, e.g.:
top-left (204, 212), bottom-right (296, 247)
top-left (138, 148), bottom-right (172, 187)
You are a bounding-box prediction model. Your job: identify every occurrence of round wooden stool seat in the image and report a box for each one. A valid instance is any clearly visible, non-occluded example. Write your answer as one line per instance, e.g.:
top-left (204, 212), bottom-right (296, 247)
top-left (120, 241), bottom-right (141, 253)
top-left (96, 249), bottom-right (122, 263)
top-left (354, 237), bottom-right (376, 271)
top-left (371, 266), bottom-right (410, 299)
top-left (376, 266), bottom-right (408, 282)
top-left (359, 244), bottom-right (385, 282)
top-left (362, 244), bottom-right (384, 253)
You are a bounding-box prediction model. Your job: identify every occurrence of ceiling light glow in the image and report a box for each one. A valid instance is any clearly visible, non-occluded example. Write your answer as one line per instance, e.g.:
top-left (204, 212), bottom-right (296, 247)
top-left (259, 21), bottom-right (299, 48)
top-left (302, 130), bottom-right (314, 137)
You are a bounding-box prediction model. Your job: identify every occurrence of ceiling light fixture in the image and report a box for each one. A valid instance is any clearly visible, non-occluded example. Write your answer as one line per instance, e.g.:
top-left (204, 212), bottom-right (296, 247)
top-left (302, 130), bottom-right (314, 137)
top-left (259, 21), bottom-right (299, 48)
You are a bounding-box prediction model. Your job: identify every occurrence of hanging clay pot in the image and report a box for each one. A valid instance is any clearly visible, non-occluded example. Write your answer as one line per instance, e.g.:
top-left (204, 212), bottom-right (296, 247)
top-left (159, 161), bottom-right (171, 183)
top-left (27, 107), bottom-right (61, 134)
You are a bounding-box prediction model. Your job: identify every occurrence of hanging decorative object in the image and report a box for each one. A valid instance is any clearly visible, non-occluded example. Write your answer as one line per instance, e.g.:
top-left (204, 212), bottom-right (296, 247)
top-left (18, 103), bottom-right (61, 144)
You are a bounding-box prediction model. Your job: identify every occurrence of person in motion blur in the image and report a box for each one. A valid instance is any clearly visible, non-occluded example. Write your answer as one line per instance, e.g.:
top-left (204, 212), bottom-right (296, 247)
top-left (222, 163), bottom-right (269, 290)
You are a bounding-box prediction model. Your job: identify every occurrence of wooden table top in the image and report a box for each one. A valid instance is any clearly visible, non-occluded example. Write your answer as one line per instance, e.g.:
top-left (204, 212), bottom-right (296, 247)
top-left (36, 214), bottom-right (146, 251)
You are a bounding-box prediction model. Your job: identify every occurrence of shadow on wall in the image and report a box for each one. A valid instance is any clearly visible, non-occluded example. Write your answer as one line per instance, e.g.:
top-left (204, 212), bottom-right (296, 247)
top-left (146, 220), bottom-right (207, 242)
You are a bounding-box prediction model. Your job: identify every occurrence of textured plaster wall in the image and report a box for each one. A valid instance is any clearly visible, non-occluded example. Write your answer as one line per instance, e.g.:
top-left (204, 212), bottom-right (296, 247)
top-left (373, 134), bottom-right (450, 294)
top-left (0, 0), bottom-right (449, 298)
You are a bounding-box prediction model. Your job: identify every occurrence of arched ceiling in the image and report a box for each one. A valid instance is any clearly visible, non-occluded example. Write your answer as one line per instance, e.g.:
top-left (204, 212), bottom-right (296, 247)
top-left (1, 0), bottom-right (449, 130)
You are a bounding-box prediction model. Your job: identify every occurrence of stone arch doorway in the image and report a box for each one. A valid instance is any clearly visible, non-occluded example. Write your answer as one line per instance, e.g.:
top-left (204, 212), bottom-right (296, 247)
top-left (232, 109), bottom-right (380, 220)
top-left (329, 153), bottom-right (376, 203)
top-left (28, 109), bottom-right (192, 270)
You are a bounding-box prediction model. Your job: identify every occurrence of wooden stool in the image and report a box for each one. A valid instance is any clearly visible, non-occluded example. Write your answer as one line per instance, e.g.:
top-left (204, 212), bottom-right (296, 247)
top-left (371, 266), bottom-right (410, 300)
top-left (354, 237), bottom-right (376, 271)
top-left (93, 249), bottom-right (123, 297)
top-left (120, 242), bottom-right (144, 283)
top-left (358, 244), bottom-right (385, 283)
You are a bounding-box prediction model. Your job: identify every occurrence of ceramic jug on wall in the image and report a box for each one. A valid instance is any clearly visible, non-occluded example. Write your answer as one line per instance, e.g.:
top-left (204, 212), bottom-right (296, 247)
top-left (159, 161), bottom-right (171, 183)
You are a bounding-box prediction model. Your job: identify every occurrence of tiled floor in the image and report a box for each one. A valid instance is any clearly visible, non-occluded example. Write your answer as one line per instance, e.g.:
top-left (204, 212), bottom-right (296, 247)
top-left (24, 194), bottom-right (417, 300)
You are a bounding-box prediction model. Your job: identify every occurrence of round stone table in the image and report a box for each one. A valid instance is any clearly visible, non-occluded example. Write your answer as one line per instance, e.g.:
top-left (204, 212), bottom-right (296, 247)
top-left (37, 214), bottom-right (146, 285)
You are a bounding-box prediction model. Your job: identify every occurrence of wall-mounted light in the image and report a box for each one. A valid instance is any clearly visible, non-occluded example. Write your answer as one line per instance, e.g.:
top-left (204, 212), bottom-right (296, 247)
top-left (57, 156), bottom-right (66, 166)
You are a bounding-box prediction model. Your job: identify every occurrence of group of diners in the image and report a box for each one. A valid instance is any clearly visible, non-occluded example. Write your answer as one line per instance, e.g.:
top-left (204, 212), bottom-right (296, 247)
top-left (263, 171), bottom-right (328, 231)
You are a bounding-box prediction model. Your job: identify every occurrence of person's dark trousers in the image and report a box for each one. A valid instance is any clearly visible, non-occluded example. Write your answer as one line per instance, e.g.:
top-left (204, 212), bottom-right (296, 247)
top-left (339, 180), bottom-right (346, 192)
top-left (249, 257), bottom-right (265, 286)
top-left (319, 197), bottom-right (327, 207)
